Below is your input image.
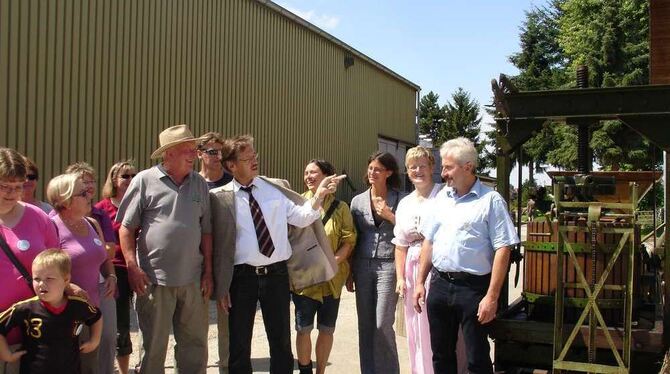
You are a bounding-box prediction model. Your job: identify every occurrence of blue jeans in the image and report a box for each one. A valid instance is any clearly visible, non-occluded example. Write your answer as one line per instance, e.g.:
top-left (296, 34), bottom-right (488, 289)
top-left (228, 262), bottom-right (293, 374)
top-left (426, 270), bottom-right (492, 374)
top-left (352, 258), bottom-right (399, 374)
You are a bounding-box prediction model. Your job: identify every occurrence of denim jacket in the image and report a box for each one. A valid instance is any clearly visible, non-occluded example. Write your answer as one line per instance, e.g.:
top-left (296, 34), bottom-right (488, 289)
top-left (351, 188), bottom-right (404, 260)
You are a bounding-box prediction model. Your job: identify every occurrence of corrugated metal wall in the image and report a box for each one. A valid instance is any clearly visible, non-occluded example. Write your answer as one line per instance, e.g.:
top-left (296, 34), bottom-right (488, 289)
top-left (0, 0), bottom-right (417, 200)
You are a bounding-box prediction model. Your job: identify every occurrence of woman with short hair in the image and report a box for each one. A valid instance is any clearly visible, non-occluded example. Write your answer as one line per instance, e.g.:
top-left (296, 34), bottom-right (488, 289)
top-left (393, 146), bottom-right (468, 373)
top-left (48, 173), bottom-right (116, 374)
top-left (0, 148), bottom-right (59, 374)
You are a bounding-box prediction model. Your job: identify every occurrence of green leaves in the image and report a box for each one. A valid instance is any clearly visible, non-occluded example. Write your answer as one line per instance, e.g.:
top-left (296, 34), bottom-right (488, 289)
top-left (418, 88), bottom-right (488, 172)
top-left (502, 0), bottom-right (651, 172)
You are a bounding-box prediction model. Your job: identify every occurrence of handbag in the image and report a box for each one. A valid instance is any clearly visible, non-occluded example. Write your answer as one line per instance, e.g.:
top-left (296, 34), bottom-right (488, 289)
top-left (0, 232), bottom-right (35, 295)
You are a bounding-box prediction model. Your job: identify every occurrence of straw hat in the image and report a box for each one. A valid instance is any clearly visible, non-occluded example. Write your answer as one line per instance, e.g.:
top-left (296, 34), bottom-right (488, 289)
top-left (150, 124), bottom-right (200, 159)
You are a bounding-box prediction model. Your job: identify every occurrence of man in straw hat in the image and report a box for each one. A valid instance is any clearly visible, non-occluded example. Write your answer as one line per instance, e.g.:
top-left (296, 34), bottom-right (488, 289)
top-left (116, 124), bottom-right (213, 374)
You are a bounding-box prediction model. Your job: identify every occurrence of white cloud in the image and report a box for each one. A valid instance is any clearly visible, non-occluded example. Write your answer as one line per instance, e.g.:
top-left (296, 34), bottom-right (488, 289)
top-left (283, 5), bottom-right (340, 30)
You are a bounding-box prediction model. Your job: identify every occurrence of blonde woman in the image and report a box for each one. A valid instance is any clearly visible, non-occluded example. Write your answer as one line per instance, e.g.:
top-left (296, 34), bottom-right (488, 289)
top-left (95, 161), bottom-right (136, 374)
top-left (48, 174), bottom-right (116, 374)
top-left (393, 147), bottom-right (440, 374)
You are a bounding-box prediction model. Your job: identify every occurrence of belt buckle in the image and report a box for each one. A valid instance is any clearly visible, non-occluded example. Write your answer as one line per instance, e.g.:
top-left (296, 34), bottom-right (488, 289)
top-left (255, 266), bottom-right (268, 276)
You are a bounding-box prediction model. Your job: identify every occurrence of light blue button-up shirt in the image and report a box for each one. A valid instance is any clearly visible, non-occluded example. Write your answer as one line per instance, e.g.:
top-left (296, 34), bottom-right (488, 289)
top-left (421, 179), bottom-right (519, 275)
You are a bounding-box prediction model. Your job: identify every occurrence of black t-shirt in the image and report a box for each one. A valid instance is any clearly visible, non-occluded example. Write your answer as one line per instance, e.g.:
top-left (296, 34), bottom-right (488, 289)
top-left (0, 296), bottom-right (101, 374)
top-left (206, 172), bottom-right (233, 190)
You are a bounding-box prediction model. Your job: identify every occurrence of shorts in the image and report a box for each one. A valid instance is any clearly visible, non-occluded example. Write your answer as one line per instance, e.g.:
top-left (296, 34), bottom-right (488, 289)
top-left (292, 293), bottom-right (341, 334)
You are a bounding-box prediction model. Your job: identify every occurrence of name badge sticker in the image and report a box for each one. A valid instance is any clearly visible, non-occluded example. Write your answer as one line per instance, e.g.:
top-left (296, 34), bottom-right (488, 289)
top-left (16, 240), bottom-right (30, 251)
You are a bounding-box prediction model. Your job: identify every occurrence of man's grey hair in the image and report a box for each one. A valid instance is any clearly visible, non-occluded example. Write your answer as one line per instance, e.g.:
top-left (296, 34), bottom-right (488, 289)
top-left (439, 137), bottom-right (478, 169)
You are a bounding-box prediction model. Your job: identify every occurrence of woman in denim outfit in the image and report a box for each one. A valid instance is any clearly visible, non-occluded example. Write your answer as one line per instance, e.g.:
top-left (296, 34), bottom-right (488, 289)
top-left (350, 151), bottom-right (405, 374)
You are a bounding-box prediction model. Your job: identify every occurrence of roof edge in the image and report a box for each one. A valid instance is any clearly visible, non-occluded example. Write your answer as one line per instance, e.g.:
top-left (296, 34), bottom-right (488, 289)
top-left (255, 0), bottom-right (421, 91)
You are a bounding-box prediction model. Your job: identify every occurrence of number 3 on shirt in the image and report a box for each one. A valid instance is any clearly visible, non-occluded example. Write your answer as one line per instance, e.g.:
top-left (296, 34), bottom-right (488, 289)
top-left (24, 318), bottom-right (43, 338)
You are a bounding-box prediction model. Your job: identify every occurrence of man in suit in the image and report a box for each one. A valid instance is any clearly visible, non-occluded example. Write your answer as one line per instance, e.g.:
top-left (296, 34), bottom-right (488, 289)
top-left (210, 135), bottom-right (343, 374)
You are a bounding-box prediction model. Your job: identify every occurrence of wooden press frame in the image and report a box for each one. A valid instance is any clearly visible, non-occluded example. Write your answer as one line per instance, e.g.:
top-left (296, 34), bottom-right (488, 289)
top-left (552, 182), bottom-right (638, 374)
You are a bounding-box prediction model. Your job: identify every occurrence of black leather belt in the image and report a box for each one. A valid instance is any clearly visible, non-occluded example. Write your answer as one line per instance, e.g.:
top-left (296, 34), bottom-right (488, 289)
top-left (436, 270), bottom-right (490, 282)
top-left (235, 261), bottom-right (287, 276)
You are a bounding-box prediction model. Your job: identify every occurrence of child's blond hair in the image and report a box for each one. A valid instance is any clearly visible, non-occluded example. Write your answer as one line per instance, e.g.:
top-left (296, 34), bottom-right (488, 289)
top-left (32, 249), bottom-right (71, 278)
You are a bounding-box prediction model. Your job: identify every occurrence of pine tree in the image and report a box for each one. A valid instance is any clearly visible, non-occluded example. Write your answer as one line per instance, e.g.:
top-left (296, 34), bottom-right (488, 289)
top-left (417, 91), bottom-right (446, 143)
top-left (442, 88), bottom-right (481, 144)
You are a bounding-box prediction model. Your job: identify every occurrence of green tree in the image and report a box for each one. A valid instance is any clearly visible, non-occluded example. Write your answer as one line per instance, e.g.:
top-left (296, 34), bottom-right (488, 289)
top-left (558, 0), bottom-right (650, 170)
top-left (509, 0), bottom-right (568, 91)
top-left (559, 0), bottom-right (648, 87)
top-left (546, 124), bottom-right (578, 169)
top-left (440, 88), bottom-right (490, 173)
top-left (507, 1), bottom-right (571, 178)
top-left (442, 88), bottom-right (482, 144)
top-left (418, 91), bottom-right (446, 143)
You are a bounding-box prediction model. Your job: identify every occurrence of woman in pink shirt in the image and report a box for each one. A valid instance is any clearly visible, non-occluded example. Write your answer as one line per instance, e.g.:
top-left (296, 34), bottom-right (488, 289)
top-left (47, 173), bottom-right (116, 374)
top-left (0, 148), bottom-right (59, 374)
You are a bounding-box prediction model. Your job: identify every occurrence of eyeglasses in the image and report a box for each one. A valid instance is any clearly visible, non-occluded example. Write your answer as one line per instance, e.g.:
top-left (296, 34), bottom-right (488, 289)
top-left (119, 174), bottom-right (137, 180)
top-left (0, 183), bottom-right (24, 194)
top-left (202, 149), bottom-right (221, 156)
top-left (26, 174), bottom-right (38, 181)
top-left (82, 179), bottom-right (96, 186)
top-left (238, 152), bottom-right (259, 163)
top-left (73, 190), bottom-right (89, 198)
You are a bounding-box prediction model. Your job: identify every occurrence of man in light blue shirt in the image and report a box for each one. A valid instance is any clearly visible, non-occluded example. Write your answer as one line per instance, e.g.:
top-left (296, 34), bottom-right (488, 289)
top-left (413, 137), bottom-right (519, 374)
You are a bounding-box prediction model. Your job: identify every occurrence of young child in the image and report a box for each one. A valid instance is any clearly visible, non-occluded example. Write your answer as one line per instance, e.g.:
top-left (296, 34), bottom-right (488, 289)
top-left (0, 249), bottom-right (102, 374)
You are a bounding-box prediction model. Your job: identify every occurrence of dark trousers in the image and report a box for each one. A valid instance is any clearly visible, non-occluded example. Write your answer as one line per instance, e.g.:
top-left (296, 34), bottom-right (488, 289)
top-left (426, 270), bottom-right (493, 374)
top-left (115, 266), bottom-right (133, 356)
top-left (228, 262), bottom-right (293, 374)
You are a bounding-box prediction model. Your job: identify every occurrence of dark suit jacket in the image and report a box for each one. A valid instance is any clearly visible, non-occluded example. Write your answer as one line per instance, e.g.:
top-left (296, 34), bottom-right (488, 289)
top-left (209, 176), bottom-right (338, 300)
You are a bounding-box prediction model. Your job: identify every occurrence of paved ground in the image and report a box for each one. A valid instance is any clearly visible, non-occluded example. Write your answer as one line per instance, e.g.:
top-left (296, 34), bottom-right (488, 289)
top-left (126, 225), bottom-right (527, 373)
top-left (128, 291), bottom-right (411, 373)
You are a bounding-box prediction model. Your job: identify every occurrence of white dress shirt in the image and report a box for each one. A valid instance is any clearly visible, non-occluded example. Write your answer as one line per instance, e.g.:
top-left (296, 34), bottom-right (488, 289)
top-left (233, 177), bottom-right (321, 266)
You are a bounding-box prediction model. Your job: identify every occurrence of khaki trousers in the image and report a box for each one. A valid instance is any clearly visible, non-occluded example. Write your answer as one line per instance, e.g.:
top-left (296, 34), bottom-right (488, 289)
top-left (135, 282), bottom-right (208, 374)
top-left (216, 303), bottom-right (230, 374)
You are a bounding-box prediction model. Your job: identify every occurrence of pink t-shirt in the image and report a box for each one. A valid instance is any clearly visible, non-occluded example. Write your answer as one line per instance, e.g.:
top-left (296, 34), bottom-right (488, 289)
top-left (0, 203), bottom-right (59, 345)
top-left (51, 215), bottom-right (107, 307)
top-left (94, 198), bottom-right (125, 268)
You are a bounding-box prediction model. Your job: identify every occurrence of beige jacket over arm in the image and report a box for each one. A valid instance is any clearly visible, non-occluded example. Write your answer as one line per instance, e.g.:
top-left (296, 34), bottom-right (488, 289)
top-left (209, 176), bottom-right (338, 300)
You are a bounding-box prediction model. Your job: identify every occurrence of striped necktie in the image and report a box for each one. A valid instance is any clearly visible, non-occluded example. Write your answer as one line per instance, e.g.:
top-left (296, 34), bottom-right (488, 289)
top-left (240, 185), bottom-right (275, 257)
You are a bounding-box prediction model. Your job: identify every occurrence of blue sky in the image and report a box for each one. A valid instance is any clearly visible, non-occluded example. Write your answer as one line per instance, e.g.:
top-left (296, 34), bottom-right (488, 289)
top-left (273, 0), bottom-right (551, 185)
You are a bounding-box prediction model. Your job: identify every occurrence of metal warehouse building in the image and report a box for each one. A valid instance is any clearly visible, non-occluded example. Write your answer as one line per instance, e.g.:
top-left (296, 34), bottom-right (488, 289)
top-left (0, 0), bottom-right (419, 199)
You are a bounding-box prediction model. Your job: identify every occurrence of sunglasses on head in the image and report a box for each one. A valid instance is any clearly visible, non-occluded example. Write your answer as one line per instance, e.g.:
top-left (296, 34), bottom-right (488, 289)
top-left (26, 174), bottom-right (38, 181)
top-left (202, 149), bottom-right (221, 156)
top-left (119, 174), bottom-right (137, 180)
